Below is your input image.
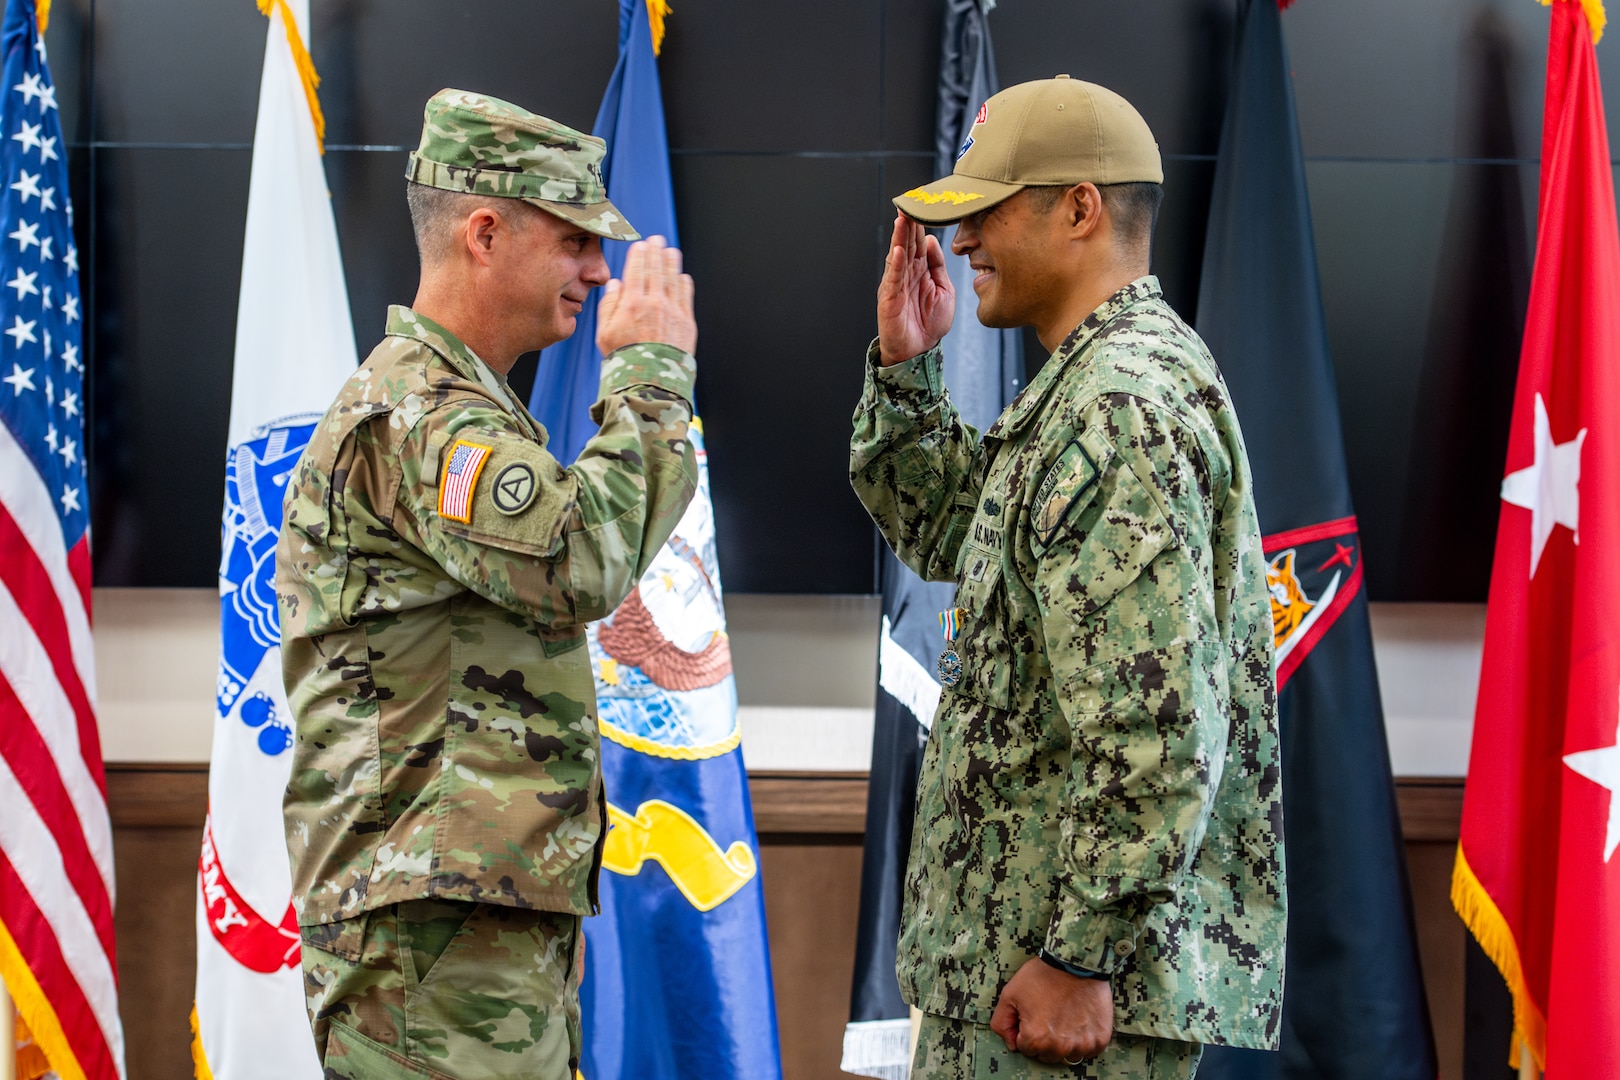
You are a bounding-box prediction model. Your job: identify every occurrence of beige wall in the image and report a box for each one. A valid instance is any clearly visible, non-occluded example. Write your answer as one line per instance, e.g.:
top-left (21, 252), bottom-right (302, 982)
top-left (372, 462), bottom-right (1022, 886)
top-left (93, 588), bottom-right (1485, 775)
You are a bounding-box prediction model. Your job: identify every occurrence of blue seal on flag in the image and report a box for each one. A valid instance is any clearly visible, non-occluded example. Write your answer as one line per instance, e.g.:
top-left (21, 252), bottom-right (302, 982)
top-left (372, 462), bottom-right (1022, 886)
top-left (217, 415), bottom-right (318, 756)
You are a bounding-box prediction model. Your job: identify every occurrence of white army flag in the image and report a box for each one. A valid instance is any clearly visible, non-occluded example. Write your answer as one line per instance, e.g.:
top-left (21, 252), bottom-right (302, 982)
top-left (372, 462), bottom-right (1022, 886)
top-left (193, 1), bottom-right (354, 1076)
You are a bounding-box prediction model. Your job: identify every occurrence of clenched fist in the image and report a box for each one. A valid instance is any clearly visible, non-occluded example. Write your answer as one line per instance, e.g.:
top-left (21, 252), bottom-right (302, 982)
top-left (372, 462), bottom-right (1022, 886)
top-left (596, 235), bottom-right (697, 356)
top-left (989, 956), bottom-right (1114, 1065)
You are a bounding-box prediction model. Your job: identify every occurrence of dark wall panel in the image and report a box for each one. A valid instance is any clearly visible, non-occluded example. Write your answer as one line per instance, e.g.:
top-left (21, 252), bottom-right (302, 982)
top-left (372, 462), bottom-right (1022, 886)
top-left (678, 153), bottom-right (892, 594)
top-left (59, 0), bottom-right (1587, 596)
top-left (993, 0), bottom-right (1235, 157)
top-left (312, 0), bottom-right (620, 149)
top-left (89, 146), bottom-right (246, 585)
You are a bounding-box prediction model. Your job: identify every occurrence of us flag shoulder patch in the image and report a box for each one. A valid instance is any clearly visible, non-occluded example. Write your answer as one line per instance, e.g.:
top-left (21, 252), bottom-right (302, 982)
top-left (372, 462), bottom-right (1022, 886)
top-left (439, 439), bottom-right (492, 523)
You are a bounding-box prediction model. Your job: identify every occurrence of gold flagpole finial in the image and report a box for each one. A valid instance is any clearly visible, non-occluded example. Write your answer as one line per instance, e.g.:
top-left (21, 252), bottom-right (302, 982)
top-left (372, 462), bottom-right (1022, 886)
top-left (1541, 0), bottom-right (1607, 43)
top-left (646, 0), bottom-right (672, 57)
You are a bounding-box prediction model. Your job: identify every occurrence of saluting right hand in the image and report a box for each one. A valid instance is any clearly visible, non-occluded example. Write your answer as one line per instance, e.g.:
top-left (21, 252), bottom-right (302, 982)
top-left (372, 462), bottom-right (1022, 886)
top-left (597, 235), bottom-right (698, 356)
top-left (876, 212), bottom-right (954, 367)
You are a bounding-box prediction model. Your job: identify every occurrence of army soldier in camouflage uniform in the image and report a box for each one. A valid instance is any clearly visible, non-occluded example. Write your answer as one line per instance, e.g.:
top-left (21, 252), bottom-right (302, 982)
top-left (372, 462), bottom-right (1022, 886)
top-left (277, 90), bottom-right (700, 1080)
top-left (850, 77), bottom-right (1285, 1078)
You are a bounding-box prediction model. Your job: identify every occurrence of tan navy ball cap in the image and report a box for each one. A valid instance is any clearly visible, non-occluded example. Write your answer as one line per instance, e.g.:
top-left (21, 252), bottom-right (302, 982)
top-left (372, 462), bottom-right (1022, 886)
top-left (895, 75), bottom-right (1163, 225)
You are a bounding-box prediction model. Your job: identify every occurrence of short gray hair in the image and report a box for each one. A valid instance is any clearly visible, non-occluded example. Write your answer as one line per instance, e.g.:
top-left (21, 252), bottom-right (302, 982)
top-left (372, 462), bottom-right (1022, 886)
top-left (406, 182), bottom-right (538, 264)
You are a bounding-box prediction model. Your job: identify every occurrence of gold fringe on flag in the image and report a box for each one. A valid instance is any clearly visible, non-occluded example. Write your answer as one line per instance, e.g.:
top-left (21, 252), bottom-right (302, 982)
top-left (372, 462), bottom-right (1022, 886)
top-left (0, 920), bottom-right (84, 1080)
top-left (1451, 847), bottom-right (1548, 1072)
top-left (189, 1004), bottom-right (216, 1080)
top-left (255, 0), bottom-right (327, 152)
top-left (646, 0), bottom-right (672, 56)
top-left (15, 1011), bottom-right (52, 1080)
top-left (1541, 0), bottom-right (1607, 42)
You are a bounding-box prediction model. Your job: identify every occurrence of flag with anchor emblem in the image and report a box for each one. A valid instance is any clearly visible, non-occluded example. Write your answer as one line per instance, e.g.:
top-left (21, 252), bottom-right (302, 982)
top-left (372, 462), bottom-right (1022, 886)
top-left (528, 1), bottom-right (782, 1076)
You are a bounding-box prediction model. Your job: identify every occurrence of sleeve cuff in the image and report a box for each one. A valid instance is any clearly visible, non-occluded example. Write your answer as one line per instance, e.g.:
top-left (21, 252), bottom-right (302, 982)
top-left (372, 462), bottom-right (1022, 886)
top-left (598, 342), bottom-right (697, 404)
top-left (1044, 889), bottom-right (1144, 976)
top-left (863, 339), bottom-right (945, 401)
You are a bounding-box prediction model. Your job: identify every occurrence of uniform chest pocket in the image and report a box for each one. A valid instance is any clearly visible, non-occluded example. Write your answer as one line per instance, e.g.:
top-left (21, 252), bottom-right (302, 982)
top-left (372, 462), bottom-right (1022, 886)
top-left (1036, 435), bottom-right (1178, 623)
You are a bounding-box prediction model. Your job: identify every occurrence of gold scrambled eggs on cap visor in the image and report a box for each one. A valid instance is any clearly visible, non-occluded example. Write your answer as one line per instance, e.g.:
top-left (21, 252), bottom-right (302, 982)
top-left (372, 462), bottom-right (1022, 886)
top-left (894, 172), bottom-right (1026, 225)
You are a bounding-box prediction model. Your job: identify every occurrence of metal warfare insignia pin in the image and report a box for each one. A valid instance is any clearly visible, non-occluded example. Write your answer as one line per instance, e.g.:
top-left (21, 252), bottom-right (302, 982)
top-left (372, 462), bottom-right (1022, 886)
top-left (492, 461), bottom-right (537, 515)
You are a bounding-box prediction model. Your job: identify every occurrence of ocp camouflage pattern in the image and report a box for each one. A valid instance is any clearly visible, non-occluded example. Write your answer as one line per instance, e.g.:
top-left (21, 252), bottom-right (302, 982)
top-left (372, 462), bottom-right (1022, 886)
top-left (278, 305), bottom-right (698, 931)
top-left (405, 88), bottom-right (639, 241)
top-left (301, 898), bottom-right (580, 1079)
top-left (850, 278), bottom-right (1285, 1048)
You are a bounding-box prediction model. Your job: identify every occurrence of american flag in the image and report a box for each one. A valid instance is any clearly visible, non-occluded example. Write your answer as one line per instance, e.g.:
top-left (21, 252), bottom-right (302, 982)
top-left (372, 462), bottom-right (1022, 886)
top-left (0, 0), bottom-right (125, 1077)
top-left (438, 440), bottom-right (490, 523)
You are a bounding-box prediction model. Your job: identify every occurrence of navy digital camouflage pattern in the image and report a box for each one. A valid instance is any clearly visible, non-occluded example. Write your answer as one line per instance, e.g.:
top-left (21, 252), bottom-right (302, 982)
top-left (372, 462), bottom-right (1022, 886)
top-left (914, 1014), bottom-right (1201, 1079)
top-left (850, 278), bottom-right (1285, 1048)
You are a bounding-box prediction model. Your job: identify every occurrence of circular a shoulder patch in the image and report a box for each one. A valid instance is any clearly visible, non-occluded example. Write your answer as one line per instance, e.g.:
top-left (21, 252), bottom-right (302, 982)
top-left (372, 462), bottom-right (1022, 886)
top-left (491, 462), bottom-right (538, 515)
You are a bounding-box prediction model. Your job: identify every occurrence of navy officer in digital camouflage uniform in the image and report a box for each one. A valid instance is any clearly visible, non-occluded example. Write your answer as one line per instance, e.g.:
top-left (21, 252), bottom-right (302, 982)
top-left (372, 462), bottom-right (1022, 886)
top-left (277, 89), bottom-right (699, 1079)
top-left (850, 76), bottom-right (1286, 1078)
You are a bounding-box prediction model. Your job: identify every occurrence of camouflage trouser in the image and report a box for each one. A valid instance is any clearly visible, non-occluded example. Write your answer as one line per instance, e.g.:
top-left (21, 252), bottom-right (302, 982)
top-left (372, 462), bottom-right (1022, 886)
top-left (299, 899), bottom-right (581, 1080)
top-left (912, 1013), bottom-right (1202, 1079)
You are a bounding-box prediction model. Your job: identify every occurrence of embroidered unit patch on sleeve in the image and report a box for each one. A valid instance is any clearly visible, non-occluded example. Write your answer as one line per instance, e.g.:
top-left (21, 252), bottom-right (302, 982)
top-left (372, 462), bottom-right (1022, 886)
top-left (438, 439), bottom-right (492, 524)
top-left (491, 461), bottom-right (538, 515)
top-left (1032, 440), bottom-right (1099, 547)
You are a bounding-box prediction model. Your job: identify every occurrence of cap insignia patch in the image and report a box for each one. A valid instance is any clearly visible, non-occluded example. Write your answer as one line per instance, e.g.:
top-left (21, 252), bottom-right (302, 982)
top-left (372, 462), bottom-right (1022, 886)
top-left (956, 134), bottom-right (975, 159)
top-left (974, 102), bottom-right (988, 126)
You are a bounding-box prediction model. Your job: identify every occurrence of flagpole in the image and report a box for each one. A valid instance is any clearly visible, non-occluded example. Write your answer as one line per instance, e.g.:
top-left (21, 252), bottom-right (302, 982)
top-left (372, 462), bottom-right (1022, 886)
top-left (1, 979), bottom-right (14, 1080)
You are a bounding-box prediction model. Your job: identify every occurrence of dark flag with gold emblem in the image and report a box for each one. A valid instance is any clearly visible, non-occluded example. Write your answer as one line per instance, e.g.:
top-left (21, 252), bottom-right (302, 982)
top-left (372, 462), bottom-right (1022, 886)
top-left (1192, 1), bottom-right (1438, 1077)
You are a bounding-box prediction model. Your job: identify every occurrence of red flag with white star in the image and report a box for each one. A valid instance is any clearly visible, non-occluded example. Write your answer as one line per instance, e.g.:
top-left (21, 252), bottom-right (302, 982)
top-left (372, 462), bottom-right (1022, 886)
top-left (1453, 0), bottom-right (1620, 1074)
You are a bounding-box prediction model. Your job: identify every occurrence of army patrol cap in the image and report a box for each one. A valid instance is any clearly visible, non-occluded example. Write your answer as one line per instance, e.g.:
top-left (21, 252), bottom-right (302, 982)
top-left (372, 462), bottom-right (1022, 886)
top-left (406, 88), bottom-right (640, 241)
top-left (895, 75), bottom-right (1163, 225)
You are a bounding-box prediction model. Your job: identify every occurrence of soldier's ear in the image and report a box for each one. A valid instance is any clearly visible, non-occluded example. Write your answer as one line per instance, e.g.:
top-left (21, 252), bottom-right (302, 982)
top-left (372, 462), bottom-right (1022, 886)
top-left (464, 207), bottom-right (501, 265)
top-left (1070, 183), bottom-right (1102, 238)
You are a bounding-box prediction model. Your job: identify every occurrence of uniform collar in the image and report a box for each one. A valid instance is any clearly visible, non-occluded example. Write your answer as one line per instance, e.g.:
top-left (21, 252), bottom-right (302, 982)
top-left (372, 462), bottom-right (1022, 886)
top-left (384, 304), bottom-right (520, 414)
top-left (983, 276), bottom-right (1163, 441)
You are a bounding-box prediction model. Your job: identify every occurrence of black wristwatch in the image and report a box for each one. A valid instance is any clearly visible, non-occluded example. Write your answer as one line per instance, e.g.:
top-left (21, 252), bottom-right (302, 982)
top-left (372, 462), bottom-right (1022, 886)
top-left (1038, 947), bottom-right (1110, 981)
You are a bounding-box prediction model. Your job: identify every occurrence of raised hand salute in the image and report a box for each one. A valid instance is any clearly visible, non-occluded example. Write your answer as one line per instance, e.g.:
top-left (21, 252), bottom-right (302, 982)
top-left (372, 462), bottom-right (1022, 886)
top-left (877, 212), bottom-right (955, 366)
top-left (597, 234), bottom-right (698, 357)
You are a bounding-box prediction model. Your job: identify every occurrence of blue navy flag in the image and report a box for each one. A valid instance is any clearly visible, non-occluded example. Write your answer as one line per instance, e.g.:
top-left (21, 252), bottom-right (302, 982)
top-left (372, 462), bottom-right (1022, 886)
top-left (843, 2), bottom-right (1021, 1077)
top-left (528, 2), bottom-right (783, 1077)
top-left (1193, 1), bottom-right (1437, 1077)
